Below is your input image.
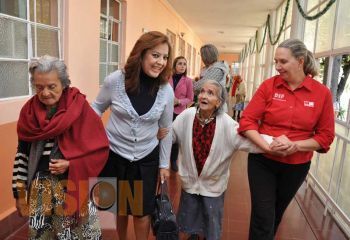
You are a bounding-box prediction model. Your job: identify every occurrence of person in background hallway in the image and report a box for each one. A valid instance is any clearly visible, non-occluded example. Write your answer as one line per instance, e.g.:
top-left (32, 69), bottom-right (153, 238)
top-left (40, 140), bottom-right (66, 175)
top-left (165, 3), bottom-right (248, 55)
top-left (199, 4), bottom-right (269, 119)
top-left (238, 38), bottom-right (335, 240)
top-left (13, 55), bottom-right (109, 239)
top-left (169, 56), bottom-right (194, 172)
top-left (230, 75), bottom-right (246, 122)
top-left (92, 31), bottom-right (174, 240)
top-left (193, 44), bottom-right (229, 112)
top-left (225, 64), bottom-right (233, 93)
top-left (169, 80), bottom-right (277, 240)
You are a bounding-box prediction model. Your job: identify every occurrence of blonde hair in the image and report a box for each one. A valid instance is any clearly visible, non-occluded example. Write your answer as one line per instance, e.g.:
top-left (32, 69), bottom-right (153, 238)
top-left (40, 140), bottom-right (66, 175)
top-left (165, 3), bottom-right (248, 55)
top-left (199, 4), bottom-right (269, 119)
top-left (278, 39), bottom-right (318, 77)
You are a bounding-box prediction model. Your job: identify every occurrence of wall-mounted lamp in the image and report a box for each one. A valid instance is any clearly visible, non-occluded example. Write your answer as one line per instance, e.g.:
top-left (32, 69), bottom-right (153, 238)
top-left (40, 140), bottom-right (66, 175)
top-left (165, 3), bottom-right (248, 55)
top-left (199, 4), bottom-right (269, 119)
top-left (180, 32), bottom-right (185, 38)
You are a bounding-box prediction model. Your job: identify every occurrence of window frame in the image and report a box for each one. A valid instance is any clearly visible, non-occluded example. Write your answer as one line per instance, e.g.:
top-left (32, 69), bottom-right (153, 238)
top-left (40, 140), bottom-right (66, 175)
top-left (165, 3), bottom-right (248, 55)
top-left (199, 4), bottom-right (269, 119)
top-left (0, 0), bottom-right (62, 101)
top-left (308, 0), bottom-right (350, 124)
top-left (99, 0), bottom-right (122, 85)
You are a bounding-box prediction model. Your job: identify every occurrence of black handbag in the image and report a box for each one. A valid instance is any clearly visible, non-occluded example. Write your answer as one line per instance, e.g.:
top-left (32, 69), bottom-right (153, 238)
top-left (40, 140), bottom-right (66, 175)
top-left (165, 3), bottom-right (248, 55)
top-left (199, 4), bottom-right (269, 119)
top-left (151, 180), bottom-right (179, 240)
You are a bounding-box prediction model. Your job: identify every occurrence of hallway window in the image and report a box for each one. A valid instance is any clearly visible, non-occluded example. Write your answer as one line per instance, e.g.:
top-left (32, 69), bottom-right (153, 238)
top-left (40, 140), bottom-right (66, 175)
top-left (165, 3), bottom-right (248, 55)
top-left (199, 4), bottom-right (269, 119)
top-left (330, 54), bottom-right (350, 122)
top-left (263, 0), bottom-right (293, 85)
top-left (99, 0), bottom-right (121, 84)
top-left (303, 0), bottom-right (350, 123)
top-left (274, 0), bottom-right (292, 43)
top-left (315, 1), bottom-right (336, 53)
top-left (316, 55), bottom-right (350, 123)
top-left (192, 47), bottom-right (196, 76)
top-left (186, 43), bottom-right (192, 75)
top-left (303, 9), bottom-right (317, 52)
top-left (0, 0), bottom-right (61, 99)
top-left (257, 24), bottom-right (267, 84)
top-left (304, 0), bottom-right (337, 54)
top-left (178, 37), bottom-right (185, 57)
top-left (166, 29), bottom-right (176, 62)
top-left (316, 56), bottom-right (329, 84)
top-left (334, 0), bottom-right (350, 49)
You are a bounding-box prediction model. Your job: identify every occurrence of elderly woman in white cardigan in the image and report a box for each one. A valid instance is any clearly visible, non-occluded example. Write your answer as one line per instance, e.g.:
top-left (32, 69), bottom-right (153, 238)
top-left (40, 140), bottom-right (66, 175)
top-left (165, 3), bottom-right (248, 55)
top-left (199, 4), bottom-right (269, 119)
top-left (171, 80), bottom-right (277, 240)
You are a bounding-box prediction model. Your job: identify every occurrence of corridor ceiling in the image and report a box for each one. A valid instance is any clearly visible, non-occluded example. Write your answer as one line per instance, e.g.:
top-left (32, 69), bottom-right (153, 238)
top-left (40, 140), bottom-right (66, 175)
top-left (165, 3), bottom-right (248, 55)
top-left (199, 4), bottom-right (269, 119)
top-left (166, 0), bottom-right (284, 53)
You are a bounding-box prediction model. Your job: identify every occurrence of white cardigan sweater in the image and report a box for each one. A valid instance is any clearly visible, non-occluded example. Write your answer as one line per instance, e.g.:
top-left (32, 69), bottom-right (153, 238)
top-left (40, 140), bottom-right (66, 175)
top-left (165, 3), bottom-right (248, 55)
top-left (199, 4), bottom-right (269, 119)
top-left (172, 107), bottom-right (272, 197)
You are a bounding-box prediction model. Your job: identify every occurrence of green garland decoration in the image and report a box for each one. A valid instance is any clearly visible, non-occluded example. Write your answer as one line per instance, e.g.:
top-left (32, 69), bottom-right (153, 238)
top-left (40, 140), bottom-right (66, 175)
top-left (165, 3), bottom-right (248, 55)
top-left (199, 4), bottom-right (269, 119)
top-left (239, 0), bottom-right (337, 62)
top-left (249, 39), bottom-right (255, 54)
top-left (240, 0), bottom-right (289, 62)
top-left (256, 23), bottom-right (268, 54)
top-left (268, 0), bottom-right (291, 46)
top-left (295, 0), bottom-right (336, 21)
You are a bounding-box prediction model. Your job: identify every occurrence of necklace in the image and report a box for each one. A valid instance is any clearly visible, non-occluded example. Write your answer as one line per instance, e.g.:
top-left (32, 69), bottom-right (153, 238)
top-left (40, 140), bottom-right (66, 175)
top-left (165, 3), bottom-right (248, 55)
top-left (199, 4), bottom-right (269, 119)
top-left (196, 108), bottom-right (215, 127)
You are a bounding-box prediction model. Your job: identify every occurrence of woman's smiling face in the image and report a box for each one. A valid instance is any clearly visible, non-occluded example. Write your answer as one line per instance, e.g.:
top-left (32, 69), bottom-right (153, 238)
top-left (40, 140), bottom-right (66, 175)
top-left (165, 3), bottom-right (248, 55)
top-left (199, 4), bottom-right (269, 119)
top-left (141, 43), bottom-right (169, 78)
top-left (274, 47), bottom-right (304, 82)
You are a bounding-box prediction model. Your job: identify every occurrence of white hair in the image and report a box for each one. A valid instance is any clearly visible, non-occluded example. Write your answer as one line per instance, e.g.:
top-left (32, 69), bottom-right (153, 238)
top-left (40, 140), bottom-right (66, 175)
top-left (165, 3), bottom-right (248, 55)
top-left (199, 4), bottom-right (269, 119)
top-left (200, 79), bottom-right (227, 114)
top-left (29, 55), bottom-right (71, 88)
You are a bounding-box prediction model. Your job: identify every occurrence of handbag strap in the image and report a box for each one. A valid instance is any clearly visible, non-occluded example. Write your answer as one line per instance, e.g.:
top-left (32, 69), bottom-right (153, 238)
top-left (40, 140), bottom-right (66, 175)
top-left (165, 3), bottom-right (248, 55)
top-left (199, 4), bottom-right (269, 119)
top-left (157, 180), bottom-right (170, 216)
top-left (157, 180), bottom-right (168, 201)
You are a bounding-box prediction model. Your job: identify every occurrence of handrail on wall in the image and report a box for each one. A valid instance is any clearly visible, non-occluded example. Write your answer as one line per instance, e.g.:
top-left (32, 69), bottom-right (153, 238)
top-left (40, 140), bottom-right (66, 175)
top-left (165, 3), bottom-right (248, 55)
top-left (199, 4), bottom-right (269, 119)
top-left (306, 131), bottom-right (350, 237)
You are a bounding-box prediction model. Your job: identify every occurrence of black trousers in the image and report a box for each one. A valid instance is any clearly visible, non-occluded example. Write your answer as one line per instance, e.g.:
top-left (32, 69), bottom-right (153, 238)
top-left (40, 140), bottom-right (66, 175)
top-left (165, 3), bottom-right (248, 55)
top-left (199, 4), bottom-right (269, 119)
top-left (170, 113), bottom-right (179, 165)
top-left (248, 153), bottom-right (311, 240)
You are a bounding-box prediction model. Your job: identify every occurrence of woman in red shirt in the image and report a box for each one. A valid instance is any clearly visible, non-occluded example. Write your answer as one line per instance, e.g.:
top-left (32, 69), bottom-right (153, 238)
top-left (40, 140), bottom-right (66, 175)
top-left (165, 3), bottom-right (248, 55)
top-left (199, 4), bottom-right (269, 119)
top-left (238, 39), bottom-right (335, 240)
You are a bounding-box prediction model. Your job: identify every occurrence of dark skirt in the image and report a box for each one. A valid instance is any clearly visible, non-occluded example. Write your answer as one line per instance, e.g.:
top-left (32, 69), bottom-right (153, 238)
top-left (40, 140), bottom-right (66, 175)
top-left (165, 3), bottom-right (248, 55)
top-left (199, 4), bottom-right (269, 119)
top-left (177, 190), bottom-right (225, 240)
top-left (99, 146), bottom-right (159, 216)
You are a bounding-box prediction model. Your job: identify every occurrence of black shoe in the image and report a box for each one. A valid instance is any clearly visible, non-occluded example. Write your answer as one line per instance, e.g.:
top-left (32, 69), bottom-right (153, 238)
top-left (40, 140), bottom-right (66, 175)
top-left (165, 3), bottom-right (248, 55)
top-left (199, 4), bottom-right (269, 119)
top-left (187, 234), bottom-right (199, 240)
top-left (171, 162), bottom-right (178, 172)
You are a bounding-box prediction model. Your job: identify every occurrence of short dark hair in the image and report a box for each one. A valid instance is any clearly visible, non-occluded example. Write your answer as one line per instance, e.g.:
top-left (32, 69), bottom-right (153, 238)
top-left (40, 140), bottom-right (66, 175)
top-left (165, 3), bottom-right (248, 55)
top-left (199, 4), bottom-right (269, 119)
top-left (200, 44), bottom-right (218, 66)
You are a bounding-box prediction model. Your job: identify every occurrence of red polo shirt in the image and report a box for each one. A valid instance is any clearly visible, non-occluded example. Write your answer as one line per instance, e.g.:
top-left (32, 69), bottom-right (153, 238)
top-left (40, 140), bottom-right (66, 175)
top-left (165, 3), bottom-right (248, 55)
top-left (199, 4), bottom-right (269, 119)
top-left (238, 75), bottom-right (335, 164)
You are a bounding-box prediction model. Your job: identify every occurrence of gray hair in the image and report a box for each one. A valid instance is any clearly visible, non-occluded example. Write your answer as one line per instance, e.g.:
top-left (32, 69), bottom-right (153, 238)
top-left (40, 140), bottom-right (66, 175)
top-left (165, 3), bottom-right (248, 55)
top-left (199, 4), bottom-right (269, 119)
top-left (278, 39), bottom-right (318, 77)
top-left (200, 79), bottom-right (227, 114)
top-left (29, 55), bottom-right (71, 88)
top-left (200, 44), bottom-right (219, 67)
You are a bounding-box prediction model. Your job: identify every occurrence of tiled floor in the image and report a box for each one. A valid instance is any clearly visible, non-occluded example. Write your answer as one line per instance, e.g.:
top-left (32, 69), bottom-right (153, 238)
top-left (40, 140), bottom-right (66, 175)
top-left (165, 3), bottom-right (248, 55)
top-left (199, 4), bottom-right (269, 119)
top-left (5, 151), bottom-right (348, 240)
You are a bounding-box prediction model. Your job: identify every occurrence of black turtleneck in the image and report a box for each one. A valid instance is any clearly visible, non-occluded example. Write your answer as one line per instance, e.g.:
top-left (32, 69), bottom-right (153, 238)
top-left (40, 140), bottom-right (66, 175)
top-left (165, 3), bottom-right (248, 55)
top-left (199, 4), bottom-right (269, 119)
top-left (127, 71), bottom-right (158, 116)
top-left (172, 73), bottom-right (183, 90)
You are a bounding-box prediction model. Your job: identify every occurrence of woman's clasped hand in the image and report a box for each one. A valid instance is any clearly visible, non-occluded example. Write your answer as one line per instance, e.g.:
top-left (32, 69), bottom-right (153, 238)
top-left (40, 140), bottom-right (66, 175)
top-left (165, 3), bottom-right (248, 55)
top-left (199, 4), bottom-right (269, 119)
top-left (269, 135), bottom-right (299, 156)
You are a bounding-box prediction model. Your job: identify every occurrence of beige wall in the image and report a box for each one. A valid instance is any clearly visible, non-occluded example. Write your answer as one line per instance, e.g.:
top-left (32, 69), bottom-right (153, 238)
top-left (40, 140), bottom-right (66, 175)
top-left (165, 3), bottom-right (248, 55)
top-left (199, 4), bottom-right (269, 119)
top-left (0, 122), bottom-right (18, 220)
top-left (219, 53), bottom-right (240, 65)
top-left (124, 0), bottom-right (203, 78)
top-left (64, 0), bottom-right (101, 102)
top-left (0, 0), bottom-right (203, 221)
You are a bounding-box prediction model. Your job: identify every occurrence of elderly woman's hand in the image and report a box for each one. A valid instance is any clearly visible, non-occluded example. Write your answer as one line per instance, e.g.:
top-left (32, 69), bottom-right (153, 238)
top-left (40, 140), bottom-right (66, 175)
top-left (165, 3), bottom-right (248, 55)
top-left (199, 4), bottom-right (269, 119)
top-left (270, 135), bottom-right (299, 155)
top-left (15, 197), bottom-right (28, 217)
top-left (157, 127), bottom-right (169, 140)
top-left (159, 168), bottom-right (170, 183)
top-left (49, 159), bottom-right (69, 175)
